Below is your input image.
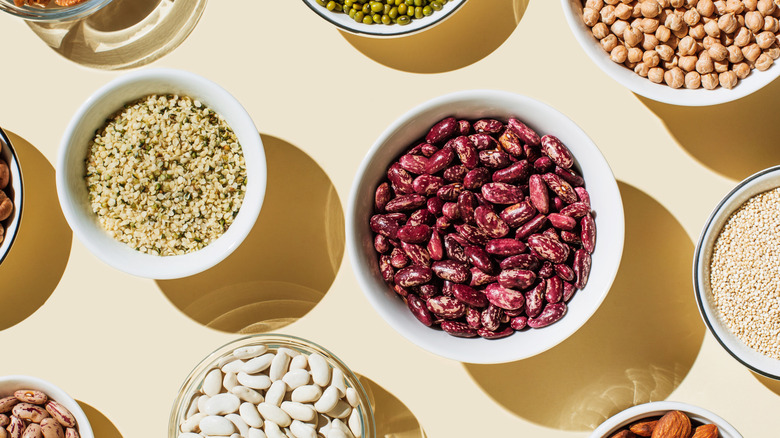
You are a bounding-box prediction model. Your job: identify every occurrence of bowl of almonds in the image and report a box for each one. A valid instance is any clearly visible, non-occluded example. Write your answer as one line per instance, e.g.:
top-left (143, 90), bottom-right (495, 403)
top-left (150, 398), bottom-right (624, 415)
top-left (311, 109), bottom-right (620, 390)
top-left (591, 401), bottom-right (742, 438)
top-left (0, 375), bottom-right (93, 438)
top-left (562, 0), bottom-right (780, 105)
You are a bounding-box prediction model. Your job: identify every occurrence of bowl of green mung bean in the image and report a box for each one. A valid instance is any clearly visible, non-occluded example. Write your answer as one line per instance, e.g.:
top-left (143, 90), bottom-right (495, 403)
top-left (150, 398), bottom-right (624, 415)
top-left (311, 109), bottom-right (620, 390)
top-left (694, 165), bottom-right (780, 380)
top-left (302, 0), bottom-right (467, 37)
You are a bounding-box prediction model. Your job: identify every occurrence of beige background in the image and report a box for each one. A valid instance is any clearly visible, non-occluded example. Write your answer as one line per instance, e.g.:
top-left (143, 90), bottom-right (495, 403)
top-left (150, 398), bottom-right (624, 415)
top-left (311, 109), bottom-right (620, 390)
top-left (0, 0), bottom-right (779, 436)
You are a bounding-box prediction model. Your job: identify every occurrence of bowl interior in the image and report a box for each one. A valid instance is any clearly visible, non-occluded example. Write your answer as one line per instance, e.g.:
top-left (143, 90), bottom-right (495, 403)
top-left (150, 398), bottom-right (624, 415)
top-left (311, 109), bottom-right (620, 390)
top-left (0, 375), bottom-right (94, 438)
top-left (347, 89), bottom-right (625, 364)
top-left (560, 0), bottom-right (780, 106)
top-left (57, 68), bottom-right (266, 279)
top-left (589, 401), bottom-right (742, 438)
top-left (302, 0), bottom-right (467, 37)
top-left (169, 334), bottom-right (375, 438)
top-left (0, 0), bottom-right (113, 21)
top-left (0, 128), bottom-right (23, 266)
top-left (694, 166), bottom-right (780, 379)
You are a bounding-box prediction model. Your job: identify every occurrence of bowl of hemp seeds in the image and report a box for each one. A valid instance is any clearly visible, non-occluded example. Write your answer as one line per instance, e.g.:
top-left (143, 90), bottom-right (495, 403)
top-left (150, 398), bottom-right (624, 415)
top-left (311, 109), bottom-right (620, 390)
top-left (694, 165), bottom-right (780, 379)
top-left (56, 68), bottom-right (266, 279)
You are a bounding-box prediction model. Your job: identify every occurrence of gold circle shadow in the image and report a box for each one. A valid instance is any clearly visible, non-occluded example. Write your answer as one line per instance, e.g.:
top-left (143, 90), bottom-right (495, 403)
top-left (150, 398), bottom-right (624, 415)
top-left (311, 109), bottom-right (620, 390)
top-left (358, 375), bottom-right (426, 438)
top-left (0, 131), bottom-right (72, 332)
top-left (156, 135), bottom-right (345, 334)
top-left (26, 0), bottom-right (206, 70)
top-left (637, 79), bottom-right (780, 181)
top-left (464, 182), bottom-right (704, 432)
top-left (340, 0), bottom-right (529, 74)
top-left (77, 400), bottom-right (123, 438)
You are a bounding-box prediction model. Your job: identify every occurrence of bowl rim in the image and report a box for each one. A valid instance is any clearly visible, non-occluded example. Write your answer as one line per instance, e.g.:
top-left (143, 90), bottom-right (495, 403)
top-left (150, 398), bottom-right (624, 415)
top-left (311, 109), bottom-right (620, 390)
top-left (300, 0), bottom-right (468, 38)
top-left (0, 127), bottom-right (23, 267)
top-left (559, 0), bottom-right (780, 106)
top-left (589, 401), bottom-right (743, 438)
top-left (0, 0), bottom-right (113, 21)
top-left (346, 89), bottom-right (625, 364)
top-left (0, 374), bottom-right (94, 438)
top-left (56, 67), bottom-right (266, 279)
top-left (693, 164), bottom-right (780, 380)
top-left (168, 333), bottom-right (376, 438)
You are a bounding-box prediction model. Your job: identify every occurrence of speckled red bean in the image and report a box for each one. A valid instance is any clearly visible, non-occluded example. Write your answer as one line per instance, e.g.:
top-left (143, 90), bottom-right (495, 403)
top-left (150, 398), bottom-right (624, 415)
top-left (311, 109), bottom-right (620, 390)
top-left (540, 135), bottom-right (574, 169)
top-left (466, 306), bottom-right (482, 329)
top-left (375, 182), bottom-right (392, 212)
top-left (560, 230), bottom-right (581, 245)
top-left (397, 224), bottom-right (432, 244)
top-left (417, 283), bottom-right (438, 299)
top-left (390, 247), bottom-right (408, 268)
top-left (401, 242), bottom-right (431, 267)
top-left (431, 260), bottom-right (470, 283)
top-left (538, 260), bottom-right (554, 278)
top-left (427, 230), bottom-right (444, 261)
top-left (555, 166), bottom-right (584, 187)
top-left (554, 263), bottom-right (575, 282)
top-left (395, 266), bottom-right (432, 287)
top-left (481, 304), bottom-right (502, 331)
top-left (451, 284), bottom-right (489, 308)
top-left (474, 206), bottom-right (510, 239)
top-left (542, 173), bottom-right (578, 204)
top-left (499, 253), bottom-right (539, 271)
top-left (457, 120), bottom-right (471, 135)
top-left (527, 234), bottom-right (569, 264)
top-left (485, 238), bottom-right (526, 256)
top-left (515, 214), bottom-right (547, 240)
top-left (525, 282), bottom-right (546, 318)
top-left (581, 214), bottom-right (596, 254)
top-left (500, 201), bottom-right (536, 228)
top-left (533, 156), bottom-right (554, 173)
top-left (492, 160), bottom-right (532, 184)
top-left (498, 269), bottom-right (537, 290)
top-left (457, 191), bottom-right (478, 225)
top-left (485, 283), bottom-right (526, 310)
top-left (399, 154), bottom-right (428, 174)
top-left (498, 129), bottom-right (524, 157)
top-left (441, 321), bottom-right (478, 337)
top-left (524, 144), bottom-right (542, 163)
top-left (528, 174), bottom-right (550, 214)
top-left (469, 268), bottom-right (497, 287)
top-left (478, 326), bottom-right (514, 339)
top-left (560, 202), bottom-right (590, 219)
top-left (563, 280), bottom-right (576, 302)
top-left (443, 165), bottom-right (468, 183)
top-left (481, 183), bottom-right (524, 205)
top-left (427, 296), bottom-right (467, 319)
top-left (548, 213), bottom-right (577, 231)
top-left (385, 194), bottom-right (427, 212)
top-left (574, 249), bottom-right (592, 289)
top-left (469, 133), bottom-right (498, 150)
top-left (508, 118), bottom-right (540, 146)
top-left (388, 163), bottom-right (414, 195)
top-left (450, 137), bottom-right (478, 169)
top-left (478, 149), bottom-right (512, 169)
top-left (465, 245), bottom-right (497, 275)
top-left (408, 209), bottom-right (434, 226)
top-left (413, 174), bottom-right (444, 196)
top-left (427, 196), bottom-right (444, 215)
top-left (474, 119), bottom-right (504, 134)
top-left (407, 294), bottom-right (434, 326)
top-left (528, 303), bottom-right (567, 328)
top-left (370, 214), bottom-right (400, 238)
top-left (575, 186), bottom-right (590, 206)
top-left (426, 117), bottom-right (458, 145)
top-left (545, 276), bottom-right (563, 304)
top-left (510, 316), bottom-right (528, 330)
top-left (463, 167), bottom-right (490, 190)
top-left (455, 224), bottom-right (490, 246)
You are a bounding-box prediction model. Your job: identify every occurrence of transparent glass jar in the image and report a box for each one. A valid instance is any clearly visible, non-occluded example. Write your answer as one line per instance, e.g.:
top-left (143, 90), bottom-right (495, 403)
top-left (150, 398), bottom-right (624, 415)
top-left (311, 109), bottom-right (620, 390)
top-left (169, 334), bottom-right (376, 438)
top-left (0, 0), bottom-right (113, 22)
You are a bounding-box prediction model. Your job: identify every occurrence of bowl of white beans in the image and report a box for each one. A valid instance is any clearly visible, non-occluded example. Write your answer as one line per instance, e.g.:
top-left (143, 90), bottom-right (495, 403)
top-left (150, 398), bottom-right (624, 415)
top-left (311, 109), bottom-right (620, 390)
top-left (169, 334), bottom-right (375, 438)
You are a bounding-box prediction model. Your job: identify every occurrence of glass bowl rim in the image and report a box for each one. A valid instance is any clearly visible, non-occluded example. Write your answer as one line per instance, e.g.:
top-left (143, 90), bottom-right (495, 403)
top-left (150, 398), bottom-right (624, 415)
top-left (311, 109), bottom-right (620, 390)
top-left (0, 0), bottom-right (114, 22)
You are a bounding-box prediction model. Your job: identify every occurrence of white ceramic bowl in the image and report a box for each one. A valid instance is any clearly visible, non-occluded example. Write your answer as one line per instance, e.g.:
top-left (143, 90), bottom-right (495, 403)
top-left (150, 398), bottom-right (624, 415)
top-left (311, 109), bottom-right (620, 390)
top-left (561, 0), bottom-right (780, 106)
top-left (346, 90), bottom-right (625, 364)
top-left (0, 375), bottom-right (94, 438)
top-left (590, 401), bottom-right (742, 438)
top-left (57, 68), bottom-right (266, 279)
top-left (0, 127), bottom-right (23, 266)
top-left (302, 0), bottom-right (467, 37)
top-left (694, 165), bottom-right (780, 379)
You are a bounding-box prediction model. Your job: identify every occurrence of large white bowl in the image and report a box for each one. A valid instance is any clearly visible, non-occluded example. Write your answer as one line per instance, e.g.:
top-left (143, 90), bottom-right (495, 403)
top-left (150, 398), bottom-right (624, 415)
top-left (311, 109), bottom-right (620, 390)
top-left (302, 0), bottom-right (467, 38)
top-left (0, 375), bottom-right (94, 438)
top-left (0, 128), bottom-right (23, 266)
top-left (694, 165), bottom-right (780, 379)
top-left (561, 0), bottom-right (780, 106)
top-left (590, 401), bottom-right (742, 438)
top-left (346, 90), bottom-right (625, 364)
top-left (57, 68), bottom-right (266, 279)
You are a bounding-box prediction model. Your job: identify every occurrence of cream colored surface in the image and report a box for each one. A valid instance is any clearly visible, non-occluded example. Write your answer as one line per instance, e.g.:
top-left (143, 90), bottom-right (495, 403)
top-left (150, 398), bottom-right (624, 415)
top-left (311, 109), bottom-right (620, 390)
top-left (0, 0), bottom-right (778, 437)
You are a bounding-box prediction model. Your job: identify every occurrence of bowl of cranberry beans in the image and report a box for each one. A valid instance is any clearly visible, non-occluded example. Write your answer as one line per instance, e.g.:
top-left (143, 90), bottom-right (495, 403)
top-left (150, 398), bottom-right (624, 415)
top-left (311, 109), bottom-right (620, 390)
top-left (347, 90), bottom-right (625, 364)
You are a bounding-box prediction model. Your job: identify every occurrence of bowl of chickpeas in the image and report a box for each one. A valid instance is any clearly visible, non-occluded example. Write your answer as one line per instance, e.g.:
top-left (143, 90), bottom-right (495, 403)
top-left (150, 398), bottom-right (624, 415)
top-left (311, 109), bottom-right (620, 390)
top-left (562, 0), bottom-right (780, 106)
top-left (302, 0), bottom-right (468, 37)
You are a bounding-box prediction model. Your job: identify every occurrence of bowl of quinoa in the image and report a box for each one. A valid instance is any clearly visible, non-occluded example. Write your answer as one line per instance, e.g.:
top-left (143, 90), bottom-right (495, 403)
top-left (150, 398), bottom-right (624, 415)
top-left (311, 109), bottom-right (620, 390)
top-left (57, 68), bottom-right (266, 279)
top-left (694, 165), bottom-right (780, 379)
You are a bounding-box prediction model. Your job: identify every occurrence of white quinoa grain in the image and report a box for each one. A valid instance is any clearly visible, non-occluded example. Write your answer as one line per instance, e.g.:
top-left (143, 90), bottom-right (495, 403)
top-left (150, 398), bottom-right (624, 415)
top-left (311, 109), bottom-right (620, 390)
top-left (710, 187), bottom-right (780, 359)
top-left (85, 94), bottom-right (247, 256)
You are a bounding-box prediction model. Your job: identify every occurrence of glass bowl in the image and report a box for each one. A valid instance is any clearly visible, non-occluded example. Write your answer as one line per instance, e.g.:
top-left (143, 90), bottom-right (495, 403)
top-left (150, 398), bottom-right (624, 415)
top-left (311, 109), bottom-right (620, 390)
top-left (0, 127), bottom-right (23, 266)
top-left (169, 334), bottom-right (376, 438)
top-left (0, 0), bottom-right (113, 22)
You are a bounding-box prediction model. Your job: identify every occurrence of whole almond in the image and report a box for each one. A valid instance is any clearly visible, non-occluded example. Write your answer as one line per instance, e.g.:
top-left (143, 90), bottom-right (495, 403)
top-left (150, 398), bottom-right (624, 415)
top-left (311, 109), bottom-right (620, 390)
top-left (651, 411), bottom-right (691, 438)
top-left (630, 419), bottom-right (658, 436)
top-left (610, 430), bottom-right (638, 438)
top-left (691, 424), bottom-right (719, 438)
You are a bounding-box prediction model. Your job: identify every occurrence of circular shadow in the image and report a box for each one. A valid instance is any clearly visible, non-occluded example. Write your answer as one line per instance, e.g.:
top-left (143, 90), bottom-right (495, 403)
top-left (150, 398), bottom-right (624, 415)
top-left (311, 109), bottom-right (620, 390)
top-left (341, 0), bottom-right (529, 73)
top-left (0, 131), bottom-right (72, 331)
top-left (77, 400), bottom-right (123, 438)
top-left (637, 79), bottom-right (780, 181)
top-left (464, 182), bottom-right (704, 432)
top-left (753, 372), bottom-right (780, 396)
top-left (25, 0), bottom-right (206, 70)
top-left (156, 135), bottom-right (345, 334)
top-left (358, 375), bottom-right (426, 438)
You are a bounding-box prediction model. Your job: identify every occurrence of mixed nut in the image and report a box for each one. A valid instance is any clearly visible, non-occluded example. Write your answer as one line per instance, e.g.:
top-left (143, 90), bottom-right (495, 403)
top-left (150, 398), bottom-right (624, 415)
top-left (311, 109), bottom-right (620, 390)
top-left (608, 410), bottom-right (719, 438)
top-left (370, 116), bottom-right (595, 339)
top-left (0, 389), bottom-right (80, 438)
top-left (0, 140), bottom-right (14, 245)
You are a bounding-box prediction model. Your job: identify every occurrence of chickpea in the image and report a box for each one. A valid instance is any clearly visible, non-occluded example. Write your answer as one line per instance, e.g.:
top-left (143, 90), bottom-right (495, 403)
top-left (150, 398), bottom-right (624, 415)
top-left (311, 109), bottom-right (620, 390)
top-left (586, 0), bottom-right (605, 9)
top-left (583, 7), bottom-right (601, 26)
top-left (635, 62), bottom-right (651, 76)
top-left (679, 35), bottom-right (699, 54)
top-left (714, 0), bottom-right (728, 14)
top-left (721, 31), bottom-right (736, 45)
top-left (727, 0), bottom-right (746, 12)
top-left (703, 35), bottom-right (720, 48)
top-left (612, 19), bottom-right (630, 36)
top-left (690, 22), bottom-right (708, 38)
top-left (755, 52), bottom-right (775, 69)
top-left (715, 13), bottom-right (739, 32)
top-left (742, 42), bottom-right (762, 60)
top-left (627, 46), bottom-right (645, 62)
top-left (718, 70), bottom-right (738, 87)
top-left (698, 0), bottom-right (716, 16)
top-left (733, 61), bottom-right (752, 77)
top-left (643, 48), bottom-right (662, 65)
top-left (648, 66), bottom-right (666, 82)
top-left (685, 70), bottom-right (703, 87)
top-left (766, 44), bottom-right (780, 58)
top-left (601, 5), bottom-right (618, 25)
top-left (666, 13), bottom-right (684, 31)
top-left (641, 17), bottom-right (661, 32)
top-left (667, 34), bottom-right (681, 48)
top-left (656, 24), bottom-right (673, 41)
top-left (593, 22), bottom-right (610, 39)
top-left (664, 58), bottom-right (680, 68)
top-left (659, 0), bottom-right (671, 7)
top-left (601, 34), bottom-right (620, 51)
top-left (758, 0), bottom-right (776, 14)
top-left (656, 43), bottom-right (676, 60)
top-left (643, 33), bottom-right (661, 49)
top-left (746, 9), bottom-right (763, 31)
top-left (605, 0), bottom-right (620, 4)
top-left (686, 0), bottom-right (699, 6)
top-left (684, 7), bottom-right (702, 25)
top-left (642, 0), bottom-right (663, 17)
top-left (671, 0), bottom-right (686, 6)
top-left (764, 15), bottom-right (780, 31)
top-left (614, 3), bottom-right (633, 20)
top-left (704, 18), bottom-right (722, 36)
top-left (633, 3), bottom-right (643, 17)
top-left (680, 54), bottom-right (700, 70)
top-left (734, 26), bottom-right (754, 46)
top-left (700, 72), bottom-right (720, 88)
top-left (755, 30), bottom-right (775, 49)
top-left (727, 44), bottom-right (745, 61)
top-left (744, 0), bottom-right (758, 10)
top-left (715, 58), bottom-right (730, 71)
top-left (709, 42), bottom-right (730, 59)
top-left (611, 45), bottom-right (629, 63)
top-left (697, 51), bottom-right (716, 72)
top-left (663, 66), bottom-right (686, 87)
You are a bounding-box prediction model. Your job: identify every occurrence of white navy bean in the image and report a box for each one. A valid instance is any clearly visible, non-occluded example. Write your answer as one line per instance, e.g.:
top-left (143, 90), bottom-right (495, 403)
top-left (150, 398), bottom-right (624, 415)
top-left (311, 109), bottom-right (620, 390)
top-left (218, 355), bottom-right (236, 368)
top-left (289, 355), bottom-right (308, 371)
top-left (269, 352), bottom-right (291, 382)
top-left (307, 354), bottom-right (330, 387)
top-left (325, 401), bottom-right (351, 420)
top-left (181, 412), bottom-right (206, 433)
top-left (239, 402), bottom-right (263, 428)
top-left (204, 369), bottom-right (223, 397)
top-left (231, 386), bottom-right (264, 404)
top-left (277, 347), bottom-right (300, 358)
top-left (331, 419), bottom-right (355, 438)
top-left (242, 353), bottom-right (275, 375)
top-left (264, 380), bottom-right (287, 407)
top-left (230, 434), bottom-right (241, 438)
top-left (331, 369), bottom-right (346, 397)
top-left (348, 409), bottom-right (361, 437)
top-left (203, 393), bottom-right (241, 416)
top-left (257, 403), bottom-right (291, 428)
top-left (198, 395), bottom-right (211, 413)
top-left (290, 420), bottom-right (316, 438)
top-left (233, 345), bottom-right (268, 360)
top-left (237, 372), bottom-right (272, 390)
top-left (280, 402), bottom-right (315, 422)
top-left (313, 387), bottom-right (339, 413)
top-left (226, 413), bottom-right (249, 437)
top-left (200, 415), bottom-right (235, 436)
top-left (223, 372), bottom-right (239, 392)
top-left (222, 359), bottom-right (246, 375)
top-left (263, 421), bottom-right (286, 438)
top-left (247, 428), bottom-right (267, 438)
top-left (327, 429), bottom-right (347, 438)
top-left (186, 396), bottom-right (200, 419)
top-left (290, 385), bottom-right (321, 404)
top-left (282, 370), bottom-right (310, 390)
top-left (345, 388), bottom-right (358, 408)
